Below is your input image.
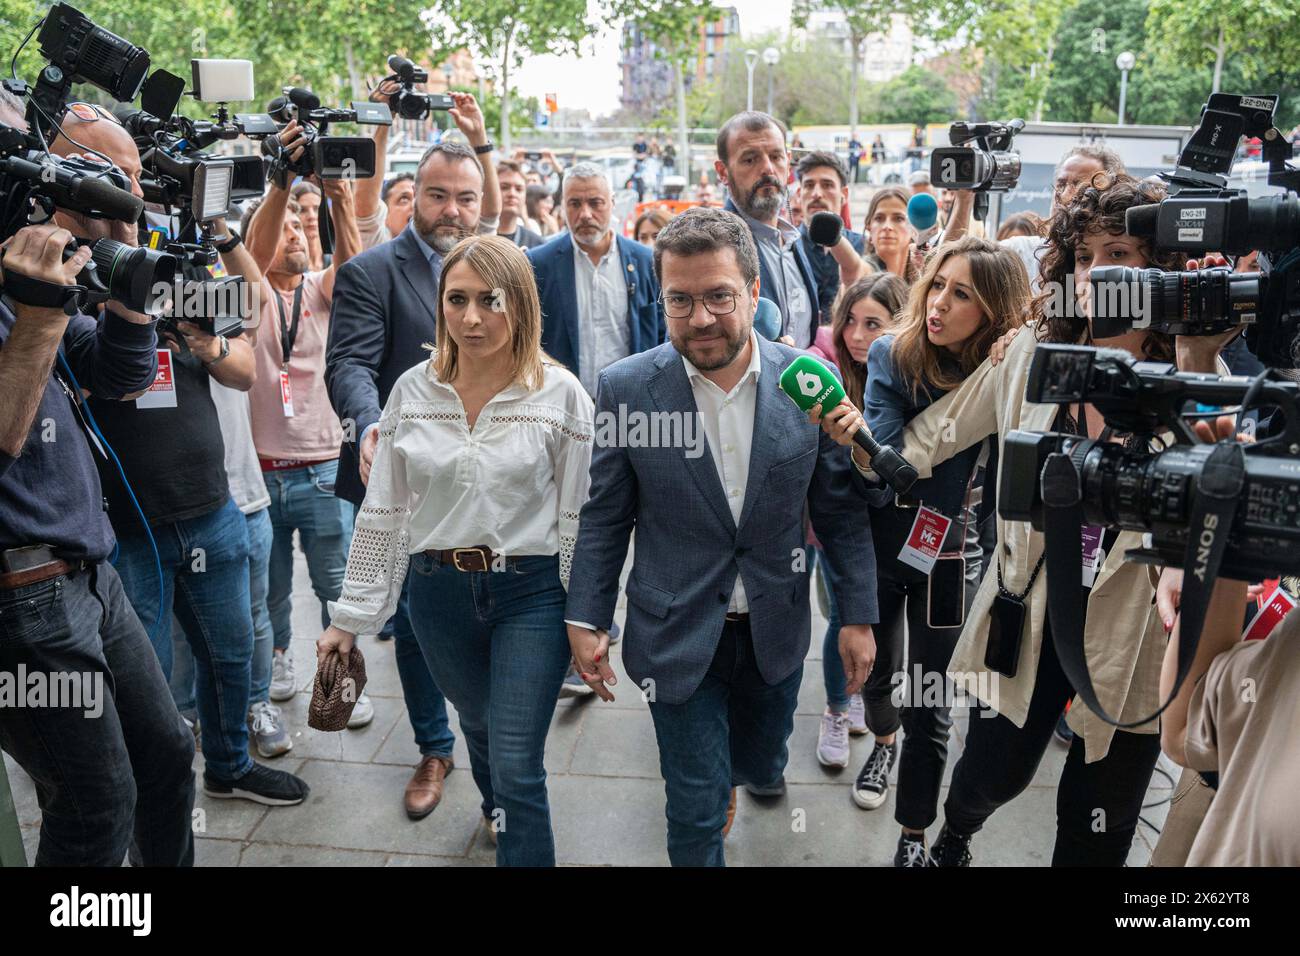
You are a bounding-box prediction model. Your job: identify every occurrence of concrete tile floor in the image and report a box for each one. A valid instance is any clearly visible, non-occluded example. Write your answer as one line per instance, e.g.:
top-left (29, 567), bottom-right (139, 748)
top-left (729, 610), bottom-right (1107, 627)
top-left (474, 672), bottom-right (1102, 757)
top-left (3, 538), bottom-right (1176, 866)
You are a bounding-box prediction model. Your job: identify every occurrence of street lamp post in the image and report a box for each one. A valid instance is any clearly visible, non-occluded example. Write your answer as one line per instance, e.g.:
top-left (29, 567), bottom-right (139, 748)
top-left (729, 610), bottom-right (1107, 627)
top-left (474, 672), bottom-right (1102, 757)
top-left (1116, 51), bottom-right (1135, 126)
top-left (763, 46), bottom-right (780, 116)
top-left (744, 49), bottom-right (758, 112)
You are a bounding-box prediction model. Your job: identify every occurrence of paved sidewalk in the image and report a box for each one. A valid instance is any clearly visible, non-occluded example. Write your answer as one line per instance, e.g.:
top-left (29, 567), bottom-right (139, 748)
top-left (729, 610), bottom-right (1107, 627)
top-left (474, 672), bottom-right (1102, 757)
top-left (4, 545), bottom-right (1175, 866)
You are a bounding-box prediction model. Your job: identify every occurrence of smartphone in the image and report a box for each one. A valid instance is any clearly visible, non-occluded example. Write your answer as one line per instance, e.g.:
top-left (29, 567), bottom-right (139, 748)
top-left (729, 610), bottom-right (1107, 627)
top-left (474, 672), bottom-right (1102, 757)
top-left (984, 593), bottom-right (1025, 677)
top-left (525, 150), bottom-right (543, 161)
top-left (927, 555), bottom-right (967, 629)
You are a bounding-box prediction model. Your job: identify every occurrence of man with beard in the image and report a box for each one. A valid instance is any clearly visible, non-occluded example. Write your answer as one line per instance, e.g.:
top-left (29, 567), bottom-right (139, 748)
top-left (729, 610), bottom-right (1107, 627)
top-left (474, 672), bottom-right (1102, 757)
top-left (564, 207), bottom-right (878, 865)
top-left (243, 130), bottom-right (369, 730)
top-left (323, 140), bottom-right (492, 819)
top-left (794, 151), bottom-right (866, 325)
top-left (526, 162), bottom-right (663, 398)
top-left (715, 112), bottom-right (820, 349)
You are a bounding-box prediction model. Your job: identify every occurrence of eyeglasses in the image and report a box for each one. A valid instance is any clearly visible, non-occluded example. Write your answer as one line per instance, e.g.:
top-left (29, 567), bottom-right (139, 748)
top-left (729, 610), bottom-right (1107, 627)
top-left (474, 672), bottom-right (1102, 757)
top-left (661, 290), bottom-right (741, 319)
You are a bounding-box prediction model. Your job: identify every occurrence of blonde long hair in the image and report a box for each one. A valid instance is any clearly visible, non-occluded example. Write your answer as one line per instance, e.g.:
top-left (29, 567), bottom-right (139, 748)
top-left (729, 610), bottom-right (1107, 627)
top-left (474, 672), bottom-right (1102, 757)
top-left (891, 236), bottom-right (1029, 399)
top-left (432, 235), bottom-right (549, 390)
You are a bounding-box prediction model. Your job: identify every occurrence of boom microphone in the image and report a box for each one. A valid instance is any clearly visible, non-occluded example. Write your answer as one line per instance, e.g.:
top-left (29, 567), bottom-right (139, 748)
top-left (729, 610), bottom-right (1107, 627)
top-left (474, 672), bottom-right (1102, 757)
top-left (777, 354), bottom-right (918, 493)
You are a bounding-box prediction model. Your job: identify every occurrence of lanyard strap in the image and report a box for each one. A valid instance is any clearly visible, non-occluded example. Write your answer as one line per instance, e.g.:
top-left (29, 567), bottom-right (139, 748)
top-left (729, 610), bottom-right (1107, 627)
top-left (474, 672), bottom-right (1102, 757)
top-left (274, 281), bottom-right (305, 368)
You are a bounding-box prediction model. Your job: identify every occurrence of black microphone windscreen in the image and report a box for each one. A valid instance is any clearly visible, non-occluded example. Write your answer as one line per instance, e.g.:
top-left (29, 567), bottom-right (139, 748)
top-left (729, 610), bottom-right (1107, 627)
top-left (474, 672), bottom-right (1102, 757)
top-left (76, 176), bottom-right (145, 221)
top-left (287, 87), bottom-right (320, 112)
top-left (809, 211), bottom-right (843, 247)
top-left (1126, 203), bottom-right (1159, 238)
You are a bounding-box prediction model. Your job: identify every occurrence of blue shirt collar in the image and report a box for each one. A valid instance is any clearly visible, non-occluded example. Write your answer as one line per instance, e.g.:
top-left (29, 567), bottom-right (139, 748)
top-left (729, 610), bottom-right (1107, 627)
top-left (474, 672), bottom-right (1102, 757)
top-left (406, 222), bottom-right (442, 267)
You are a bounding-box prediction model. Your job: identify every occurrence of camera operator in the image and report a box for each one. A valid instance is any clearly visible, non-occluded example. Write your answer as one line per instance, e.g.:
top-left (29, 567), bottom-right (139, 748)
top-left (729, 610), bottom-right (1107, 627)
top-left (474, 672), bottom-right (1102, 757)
top-left (46, 106), bottom-right (310, 807)
top-left (497, 159), bottom-right (544, 249)
top-left (0, 91), bottom-right (197, 865)
top-left (242, 122), bottom-right (370, 726)
top-left (1159, 553), bottom-right (1300, 866)
top-left (354, 82), bottom-right (500, 250)
top-left (817, 176), bottom-right (1236, 866)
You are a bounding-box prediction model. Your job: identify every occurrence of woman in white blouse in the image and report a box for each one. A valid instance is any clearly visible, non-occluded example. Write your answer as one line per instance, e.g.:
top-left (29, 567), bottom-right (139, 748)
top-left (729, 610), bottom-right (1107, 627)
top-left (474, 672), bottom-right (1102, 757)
top-left (318, 235), bottom-right (594, 867)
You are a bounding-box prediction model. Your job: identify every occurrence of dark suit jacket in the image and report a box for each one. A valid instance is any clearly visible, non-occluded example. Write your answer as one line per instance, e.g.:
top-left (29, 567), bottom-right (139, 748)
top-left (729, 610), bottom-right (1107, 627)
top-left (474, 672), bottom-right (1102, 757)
top-left (801, 225), bottom-right (864, 325)
top-left (526, 232), bottom-right (664, 376)
top-left (565, 335), bottom-right (878, 705)
top-left (325, 226), bottom-right (441, 506)
top-left (724, 197), bottom-right (820, 347)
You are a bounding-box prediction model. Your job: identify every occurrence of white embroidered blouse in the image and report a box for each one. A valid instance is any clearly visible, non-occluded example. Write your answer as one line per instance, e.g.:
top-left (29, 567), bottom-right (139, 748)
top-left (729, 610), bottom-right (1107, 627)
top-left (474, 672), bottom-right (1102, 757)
top-left (327, 358), bottom-right (594, 636)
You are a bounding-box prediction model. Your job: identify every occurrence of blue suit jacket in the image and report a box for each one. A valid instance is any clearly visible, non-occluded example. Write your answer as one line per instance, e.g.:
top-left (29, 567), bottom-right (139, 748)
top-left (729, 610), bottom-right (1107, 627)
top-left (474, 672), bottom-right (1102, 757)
top-left (526, 232), bottom-right (664, 376)
top-left (724, 196), bottom-right (821, 347)
top-left (326, 226), bottom-right (441, 506)
top-left (565, 335), bottom-right (879, 705)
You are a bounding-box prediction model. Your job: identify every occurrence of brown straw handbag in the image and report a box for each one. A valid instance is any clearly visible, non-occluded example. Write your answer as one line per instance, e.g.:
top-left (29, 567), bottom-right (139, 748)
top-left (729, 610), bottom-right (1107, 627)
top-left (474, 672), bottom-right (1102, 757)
top-left (308, 646), bottom-right (368, 732)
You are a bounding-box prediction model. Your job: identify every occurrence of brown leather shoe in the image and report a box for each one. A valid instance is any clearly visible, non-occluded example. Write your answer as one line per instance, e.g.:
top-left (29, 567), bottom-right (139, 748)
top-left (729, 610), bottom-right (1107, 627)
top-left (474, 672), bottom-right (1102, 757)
top-left (722, 787), bottom-right (738, 838)
top-left (404, 755), bottom-right (453, 820)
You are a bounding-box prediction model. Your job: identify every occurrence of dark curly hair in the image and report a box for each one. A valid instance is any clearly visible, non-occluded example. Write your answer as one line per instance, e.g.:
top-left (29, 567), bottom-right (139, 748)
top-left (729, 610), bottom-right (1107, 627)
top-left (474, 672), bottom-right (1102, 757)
top-left (1032, 174), bottom-right (1183, 362)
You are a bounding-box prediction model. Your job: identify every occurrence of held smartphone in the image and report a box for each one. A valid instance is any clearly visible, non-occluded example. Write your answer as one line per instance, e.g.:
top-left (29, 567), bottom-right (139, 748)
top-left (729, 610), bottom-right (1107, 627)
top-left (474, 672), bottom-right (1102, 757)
top-left (984, 593), bottom-right (1025, 677)
top-left (927, 555), bottom-right (967, 629)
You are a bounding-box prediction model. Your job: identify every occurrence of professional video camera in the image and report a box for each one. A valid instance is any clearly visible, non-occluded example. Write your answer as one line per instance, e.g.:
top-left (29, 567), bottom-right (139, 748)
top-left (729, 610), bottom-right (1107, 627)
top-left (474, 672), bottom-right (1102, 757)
top-left (929, 119), bottom-right (1024, 220)
top-left (998, 342), bottom-right (1300, 727)
top-left (1090, 92), bottom-right (1300, 367)
top-left (0, 3), bottom-right (176, 315)
top-left (1000, 343), bottom-right (1300, 581)
top-left (252, 87), bottom-right (391, 183)
top-left (382, 55), bottom-right (454, 121)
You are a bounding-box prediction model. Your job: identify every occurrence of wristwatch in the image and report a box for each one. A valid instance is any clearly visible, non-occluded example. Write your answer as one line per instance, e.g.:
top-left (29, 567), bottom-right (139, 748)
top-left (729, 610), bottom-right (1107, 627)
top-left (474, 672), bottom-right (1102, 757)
top-left (205, 334), bottom-right (230, 367)
top-left (214, 229), bottom-right (242, 254)
top-left (473, 142), bottom-right (495, 156)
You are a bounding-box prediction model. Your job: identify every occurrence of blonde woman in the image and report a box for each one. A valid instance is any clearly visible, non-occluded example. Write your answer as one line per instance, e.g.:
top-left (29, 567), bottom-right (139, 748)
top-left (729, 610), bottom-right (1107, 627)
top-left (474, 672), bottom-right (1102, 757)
top-left (318, 235), bottom-right (594, 867)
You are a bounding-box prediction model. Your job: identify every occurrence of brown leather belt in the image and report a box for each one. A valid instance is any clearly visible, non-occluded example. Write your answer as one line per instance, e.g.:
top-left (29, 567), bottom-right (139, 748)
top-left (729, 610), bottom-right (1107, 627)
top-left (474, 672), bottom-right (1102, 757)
top-left (724, 612), bottom-right (750, 624)
top-left (424, 546), bottom-right (540, 572)
top-left (0, 546), bottom-right (86, 591)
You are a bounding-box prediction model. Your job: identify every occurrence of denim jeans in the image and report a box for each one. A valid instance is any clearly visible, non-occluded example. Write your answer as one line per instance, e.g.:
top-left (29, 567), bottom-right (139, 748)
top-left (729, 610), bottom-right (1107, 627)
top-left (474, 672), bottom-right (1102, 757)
top-left (264, 460), bottom-right (353, 651)
top-left (391, 568), bottom-right (456, 758)
top-left (648, 621), bottom-right (803, 867)
top-left (0, 562), bottom-right (196, 866)
top-left (406, 553), bottom-right (570, 867)
top-left (171, 506), bottom-right (275, 713)
top-left (814, 547), bottom-right (850, 711)
top-left (113, 496), bottom-right (255, 780)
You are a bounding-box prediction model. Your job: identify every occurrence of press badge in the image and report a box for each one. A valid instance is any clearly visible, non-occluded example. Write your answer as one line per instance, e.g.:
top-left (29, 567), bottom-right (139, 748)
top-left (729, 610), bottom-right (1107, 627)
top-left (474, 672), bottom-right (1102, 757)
top-left (1243, 584), bottom-right (1297, 641)
top-left (898, 506), bottom-right (952, 575)
top-left (280, 367), bottom-right (294, 417)
top-left (1081, 524), bottom-right (1104, 588)
top-left (135, 349), bottom-right (178, 409)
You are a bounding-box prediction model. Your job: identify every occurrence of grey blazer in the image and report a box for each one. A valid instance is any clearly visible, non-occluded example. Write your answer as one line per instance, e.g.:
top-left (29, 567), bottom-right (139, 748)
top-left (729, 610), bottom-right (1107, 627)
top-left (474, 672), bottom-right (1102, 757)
top-left (565, 335), bottom-right (879, 706)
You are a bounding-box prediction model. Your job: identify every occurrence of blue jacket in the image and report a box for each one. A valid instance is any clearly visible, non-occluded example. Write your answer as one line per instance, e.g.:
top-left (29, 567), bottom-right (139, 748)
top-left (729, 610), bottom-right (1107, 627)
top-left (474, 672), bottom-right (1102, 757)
top-left (526, 232), bottom-right (664, 377)
top-left (863, 335), bottom-right (989, 518)
top-left (565, 334), bottom-right (878, 705)
top-left (724, 196), bottom-right (821, 347)
top-left (801, 225), bottom-right (865, 325)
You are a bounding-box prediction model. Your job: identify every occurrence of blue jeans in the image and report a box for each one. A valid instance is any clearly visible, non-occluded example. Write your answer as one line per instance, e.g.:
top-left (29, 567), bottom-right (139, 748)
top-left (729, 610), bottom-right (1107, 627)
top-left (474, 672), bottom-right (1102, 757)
top-left (112, 496), bottom-right (255, 780)
top-left (814, 547), bottom-right (849, 711)
top-left (648, 621), bottom-right (802, 866)
top-left (391, 568), bottom-right (455, 758)
top-left (264, 460), bottom-right (353, 651)
top-left (170, 506), bottom-right (274, 712)
top-left (406, 553), bottom-right (570, 867)
top-left (0, 562), bottom-right (196, 866)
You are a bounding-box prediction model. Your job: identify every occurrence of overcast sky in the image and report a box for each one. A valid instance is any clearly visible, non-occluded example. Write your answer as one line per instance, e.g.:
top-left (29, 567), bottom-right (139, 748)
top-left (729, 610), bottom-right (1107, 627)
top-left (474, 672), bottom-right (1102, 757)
top-left (511, 0), bottom-right (794, 118)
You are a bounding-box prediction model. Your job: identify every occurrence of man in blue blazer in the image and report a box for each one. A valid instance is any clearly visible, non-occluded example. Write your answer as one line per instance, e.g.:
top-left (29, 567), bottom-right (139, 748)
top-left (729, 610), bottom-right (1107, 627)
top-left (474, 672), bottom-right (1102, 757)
top-left (526, 162), bottom-right (664, 395)
top-left (565, 207), bottom-right (879, 866)
top-left (715, 111), bottom-right (822, 349)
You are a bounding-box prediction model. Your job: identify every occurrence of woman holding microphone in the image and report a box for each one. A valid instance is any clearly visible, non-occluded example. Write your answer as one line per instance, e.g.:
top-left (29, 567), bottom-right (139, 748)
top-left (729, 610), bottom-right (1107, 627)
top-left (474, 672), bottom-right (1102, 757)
top-left (318, 235), bottom-right (594, 867)
top-left (816, 176), bottom-right (1232, 866)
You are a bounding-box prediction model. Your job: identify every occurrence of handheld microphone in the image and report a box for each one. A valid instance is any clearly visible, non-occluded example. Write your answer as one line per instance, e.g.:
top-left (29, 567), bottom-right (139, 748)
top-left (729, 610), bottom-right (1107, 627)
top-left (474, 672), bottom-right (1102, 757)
top-left (907, 192), bottom-right (941, 247)
top-left (777, 354), bottom-right (918, 493)
top-left (808, 211), bottom-right (843, 248)
top-left (753, 296), bottom-right (781, 340)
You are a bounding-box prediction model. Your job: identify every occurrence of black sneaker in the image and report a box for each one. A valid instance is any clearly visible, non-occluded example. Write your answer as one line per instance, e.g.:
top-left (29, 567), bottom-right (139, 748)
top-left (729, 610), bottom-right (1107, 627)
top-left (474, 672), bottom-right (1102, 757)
top-left (204, 764), bottom-right (310, 806)
top-left (851, 741), bottom-right (897, 810)
top-left (894, 833), bottom-right (934, 867)
top-left (930, 823), bottom-right (973, 867)
top-left (1053, 711), bottom-right (1074, 746)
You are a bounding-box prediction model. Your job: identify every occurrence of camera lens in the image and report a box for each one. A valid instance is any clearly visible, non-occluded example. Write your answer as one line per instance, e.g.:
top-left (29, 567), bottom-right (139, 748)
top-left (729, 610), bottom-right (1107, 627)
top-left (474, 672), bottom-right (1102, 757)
top-left (90, 239), bottom-right (177, 315)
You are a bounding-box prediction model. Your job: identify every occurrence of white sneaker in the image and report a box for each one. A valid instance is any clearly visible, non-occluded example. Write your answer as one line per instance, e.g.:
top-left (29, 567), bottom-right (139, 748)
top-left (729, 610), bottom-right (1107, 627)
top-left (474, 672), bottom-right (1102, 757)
top-left (847, 693), bottom-right (869, 736)
top-left (347, 692), bottom-right (375, 729)
top-left (817, 709), bottom-right (851, 768)
top-left (270, 651), bottom-right (296, 701)
top-left (247, 700), bottom-right (292, 758)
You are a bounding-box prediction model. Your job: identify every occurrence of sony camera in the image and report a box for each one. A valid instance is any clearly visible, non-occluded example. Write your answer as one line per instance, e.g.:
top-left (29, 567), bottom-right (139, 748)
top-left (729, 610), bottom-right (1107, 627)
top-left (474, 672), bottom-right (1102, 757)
top-left (999, 344), bottom-right (1300, 581)
top-left (253, 87), bottom-right (391, 182)
top-left (1094, 91), bottom-right (1300, 367)
top-left (383, 55), bottom-right (454, 121)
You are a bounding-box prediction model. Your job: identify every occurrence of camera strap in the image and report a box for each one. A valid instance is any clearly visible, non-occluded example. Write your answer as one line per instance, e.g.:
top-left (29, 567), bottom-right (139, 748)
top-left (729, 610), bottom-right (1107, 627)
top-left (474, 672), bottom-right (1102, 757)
top-left (274, 280), bottom-right (305, 369)
top-left (0, 268), bottom-right (89, 315)
top-left (1041, 441), bottom-right (1245, 729)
